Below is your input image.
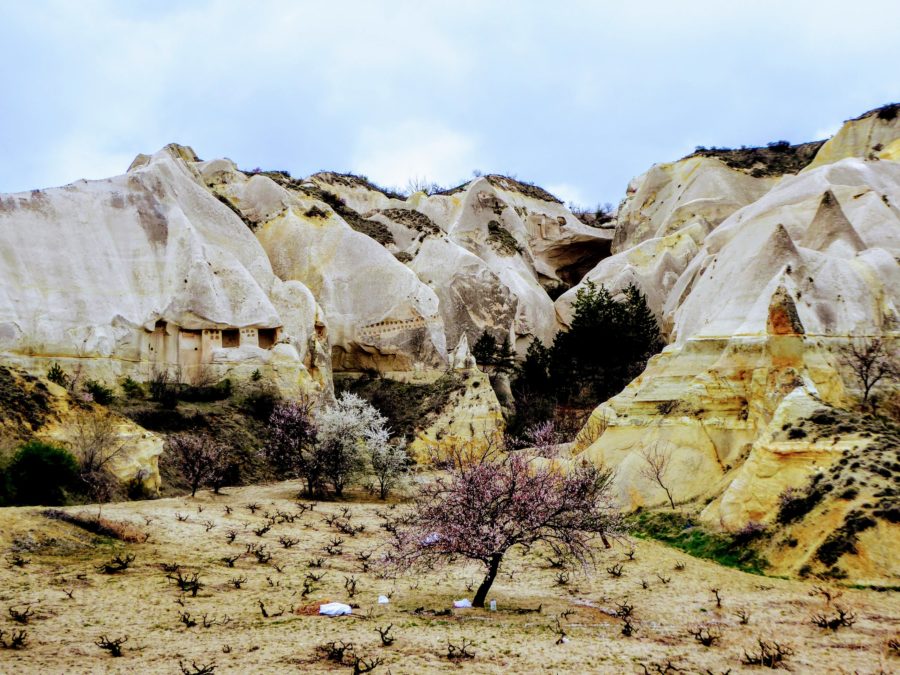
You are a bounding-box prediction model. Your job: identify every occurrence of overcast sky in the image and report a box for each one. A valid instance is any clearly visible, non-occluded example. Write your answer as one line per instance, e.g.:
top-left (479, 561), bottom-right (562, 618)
top-left (1, 1), bottom-right (898, 206)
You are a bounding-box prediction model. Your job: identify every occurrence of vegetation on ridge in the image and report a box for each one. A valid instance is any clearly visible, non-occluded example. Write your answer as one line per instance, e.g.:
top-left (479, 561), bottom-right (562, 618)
top-left (687, 139), bottom-right (825, 177)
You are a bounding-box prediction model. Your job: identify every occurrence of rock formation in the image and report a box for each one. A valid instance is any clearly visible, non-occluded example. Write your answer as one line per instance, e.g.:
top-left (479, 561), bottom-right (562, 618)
top-left (572, 106), bottom-right (900, 582)
top-left (408, 336), bottom-right (504, 461)
top-left (559, 140), bottom-right (825, 325)
top-left (0, 144), bottom-right (330, 396)
top-left (804, 103), bottom-right (900, 170)
top-left (0, 144), bottom-right (614, 480)
top-left (1, 102), bottom-right (897, 581)
top-left (0, 365), bottom-right (161, 492)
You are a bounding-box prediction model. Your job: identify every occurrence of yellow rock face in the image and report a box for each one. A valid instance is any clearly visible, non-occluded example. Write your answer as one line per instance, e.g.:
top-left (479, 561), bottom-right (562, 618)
top-left (613, 156), bottom-right (777, 254)
top-left (408, 367), bottom-right (505, 463)
top-left (572, 122), bottom-right (900, 582)
top-left (42, 408), bottom-right (164, 494)
top-left (804, 104), bottom-right (900, 170)
top-left (0, 371), bottom-right (164, 493)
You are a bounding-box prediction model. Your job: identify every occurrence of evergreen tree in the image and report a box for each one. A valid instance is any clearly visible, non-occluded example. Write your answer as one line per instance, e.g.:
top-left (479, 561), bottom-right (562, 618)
top-left (507, 280), bottom-right (665, 440)
top-left (550, 280), bottom-right (623, 405)
top-left (621, 283), bottom-right (663, 377)
top-left (472, 330), bottom-right (497, 368)
top-left (494, 336), bottom-right (516, 374)
top-left (508, 339), bottom-right (554, 437)
top-left (472, 329), bottom-right (515, 373)
top-left (518, 338), bottom-right (551, 391)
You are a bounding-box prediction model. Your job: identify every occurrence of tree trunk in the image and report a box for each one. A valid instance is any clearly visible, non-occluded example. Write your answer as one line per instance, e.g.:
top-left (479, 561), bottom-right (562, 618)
top-left (663, 486), bottom-right (675, 510)
top-left (472, 553), bottom-right (503, 608)
top-left (655, 477), bottom-right (675, 509)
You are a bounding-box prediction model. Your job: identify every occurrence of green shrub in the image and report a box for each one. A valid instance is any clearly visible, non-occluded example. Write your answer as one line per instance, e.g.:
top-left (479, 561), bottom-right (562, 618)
top-left (47, 363), bottom-right (69, 387)
top-left (242, 385), bottom-right (282, 421)
top-left (126, 470), bottom-right (154, 500)
top-left (148, 370), bottom-right (178, 409)
top-left (130, 407), bottom-right (203, 433)
top-left (178, 379), bottom-right (232, 402)
top-left (121, 376), bottom-right (144, 400)
top-left (815, 510), bottom-right (877, 566)
top-left (0, 463), bottom-right (12, 506)
top-left (627, 510), bottom-right (768, 574)
top-left (6, 442), bottom-right (80, 506)
top-left (83, 380), bottom-right (115, 405)
top-left (487, 220), bottom-right (523, 255)
top-left (0, 366), bottom-right (52, 430)
top-left (777, 481), bottom-right (826, 524)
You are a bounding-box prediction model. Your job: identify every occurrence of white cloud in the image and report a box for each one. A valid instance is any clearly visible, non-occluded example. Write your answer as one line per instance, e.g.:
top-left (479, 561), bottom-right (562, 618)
top-left (546, 183), bottom-right (588, 209)
top-left (351, 121), bottom-right (483, 191)
top-left (52, 135), bottom-right (138, 186)
top-left (812, 123), bottom-right (842, 142)
top-left (2, 0), bottom-right (900, 201)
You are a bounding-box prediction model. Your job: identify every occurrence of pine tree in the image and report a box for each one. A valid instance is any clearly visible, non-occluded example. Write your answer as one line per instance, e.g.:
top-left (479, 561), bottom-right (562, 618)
top-left (621, 283), bottom-right (663, 378)
top-left (472, 330), bottom-right (498, 368)
top-left (518, 338), bottom-right (551, 391)
top-left (508, 281), bottom-right (665, 439)
top-left (494, 337), bottom-right (516, 373)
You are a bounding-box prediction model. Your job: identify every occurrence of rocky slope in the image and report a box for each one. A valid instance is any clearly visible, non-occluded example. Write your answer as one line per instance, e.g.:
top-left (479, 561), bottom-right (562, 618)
top-left (558, 140), bottom-right (826, 326)
top-left (0, 104), bottom-right (897, 583)
top-left (571, 106), bottom-right (900, 583)
top-left (0, 146), bottom-right (610, 483)
top-left (207, 167), bottom-right (611, 365)
top-left (0, 365), bottom-right (161, 491)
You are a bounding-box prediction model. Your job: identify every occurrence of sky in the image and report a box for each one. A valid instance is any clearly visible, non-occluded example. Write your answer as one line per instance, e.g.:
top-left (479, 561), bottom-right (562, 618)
top-left (1, 1), bottom-right (898, 208)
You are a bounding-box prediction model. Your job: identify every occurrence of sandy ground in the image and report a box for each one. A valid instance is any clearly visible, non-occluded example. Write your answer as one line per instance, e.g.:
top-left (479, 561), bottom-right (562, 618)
top-left (0, 481), bottom-right (897, 674)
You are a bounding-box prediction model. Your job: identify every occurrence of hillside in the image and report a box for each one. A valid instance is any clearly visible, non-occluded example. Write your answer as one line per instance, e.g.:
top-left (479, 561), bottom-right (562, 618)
top-left (0, 103), bottom-right (897, 595)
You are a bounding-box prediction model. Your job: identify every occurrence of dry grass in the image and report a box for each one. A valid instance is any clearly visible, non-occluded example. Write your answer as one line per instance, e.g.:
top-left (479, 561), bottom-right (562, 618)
top-left (0, 481), bottom-right (897, 673)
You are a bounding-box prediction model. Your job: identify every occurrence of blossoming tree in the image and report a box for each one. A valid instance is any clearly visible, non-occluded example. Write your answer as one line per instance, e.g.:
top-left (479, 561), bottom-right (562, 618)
top-left (386, 440), bottom-right (621, 607)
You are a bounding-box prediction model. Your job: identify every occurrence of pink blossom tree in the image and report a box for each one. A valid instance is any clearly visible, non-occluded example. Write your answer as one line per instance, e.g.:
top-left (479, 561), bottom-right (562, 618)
top-left (263, 398), bottom-right (319, 495)
top-left (386, 444), bottom-right (621, 607)
top-left (166, 433), bottom-right (226, 497)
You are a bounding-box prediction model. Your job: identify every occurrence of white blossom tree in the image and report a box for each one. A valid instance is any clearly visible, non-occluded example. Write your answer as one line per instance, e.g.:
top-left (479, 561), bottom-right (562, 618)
top-left (315, 392), bottom-right (392, 497)
top-left (366, 426), bottom-right (407, 499)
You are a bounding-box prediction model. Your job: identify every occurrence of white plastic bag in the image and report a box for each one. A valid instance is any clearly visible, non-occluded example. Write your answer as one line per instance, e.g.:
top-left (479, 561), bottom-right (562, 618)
top-left (453, 599), bottom-right (472, 608)
top-left (319, 602), bottom-right (352, 616)
top-left (377, 595), bottom-right (390, 604)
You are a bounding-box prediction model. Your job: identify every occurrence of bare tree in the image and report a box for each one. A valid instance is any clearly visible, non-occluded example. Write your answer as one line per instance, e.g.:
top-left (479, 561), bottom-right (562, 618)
top-left (573, 409), bottom-right (611, 450)
top-left (840, 337), bottom-right (897, 411)
top-left (68, 409), bottom-right (131, 516)
top-left (638, 442), bottom-right (676, 509)
top-left (69, 409), bottom-right (129, 476)
top-left (427, 431), bottom-right (505, 471)
top-left (166, 433), bottom-right (226, 497)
